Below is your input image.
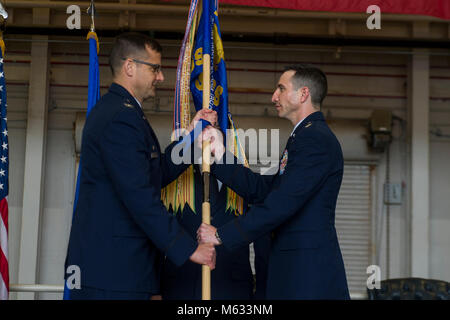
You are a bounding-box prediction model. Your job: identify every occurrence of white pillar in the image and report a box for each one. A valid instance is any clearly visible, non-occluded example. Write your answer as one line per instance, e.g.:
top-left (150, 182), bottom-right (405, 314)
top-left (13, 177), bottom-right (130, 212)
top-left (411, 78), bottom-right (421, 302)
top-left (17, 36), bottom-right (50, 300)
top-left (409, 49), bottom-right (430, 278)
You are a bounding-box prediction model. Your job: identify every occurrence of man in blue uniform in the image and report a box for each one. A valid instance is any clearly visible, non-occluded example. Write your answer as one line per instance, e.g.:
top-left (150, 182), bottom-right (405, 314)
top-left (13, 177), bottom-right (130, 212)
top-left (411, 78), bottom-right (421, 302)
top-left (198, 64), bottom-right (350, 300)
top-left (160, 165), bottom-right (270, 300)
top-left (65, 33), bottom-right (217, 300)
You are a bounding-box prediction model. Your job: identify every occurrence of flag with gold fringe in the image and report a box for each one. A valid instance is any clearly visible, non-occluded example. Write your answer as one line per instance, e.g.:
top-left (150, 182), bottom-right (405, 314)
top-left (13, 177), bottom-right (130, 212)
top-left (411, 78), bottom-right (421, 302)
top-left (161, 0), bottom-right (200, 215)
top-left (162, 0), bottom-right (248, 216)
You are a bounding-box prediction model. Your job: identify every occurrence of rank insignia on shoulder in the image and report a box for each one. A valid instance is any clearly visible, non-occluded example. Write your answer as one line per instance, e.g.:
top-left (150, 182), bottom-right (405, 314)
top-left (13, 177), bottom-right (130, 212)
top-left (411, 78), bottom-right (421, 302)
top-left (305, 122), bottom-right (312, 128)
top-left (123, 99), bottom-right (134, 108)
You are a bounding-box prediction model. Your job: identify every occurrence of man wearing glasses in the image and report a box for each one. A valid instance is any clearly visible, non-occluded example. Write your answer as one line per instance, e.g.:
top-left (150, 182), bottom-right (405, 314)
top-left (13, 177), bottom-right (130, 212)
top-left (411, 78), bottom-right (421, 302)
top-left (65, 33), bottom-right (217, 300)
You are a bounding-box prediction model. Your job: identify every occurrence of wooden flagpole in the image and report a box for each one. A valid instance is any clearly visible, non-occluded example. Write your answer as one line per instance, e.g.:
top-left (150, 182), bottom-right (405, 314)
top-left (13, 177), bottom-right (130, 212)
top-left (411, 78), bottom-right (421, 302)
top-left (201, 51), bottom-right (211, 300)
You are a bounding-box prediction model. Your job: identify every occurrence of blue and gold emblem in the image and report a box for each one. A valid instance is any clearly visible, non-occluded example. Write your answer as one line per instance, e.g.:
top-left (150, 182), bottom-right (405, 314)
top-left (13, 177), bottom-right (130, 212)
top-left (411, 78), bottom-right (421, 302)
top-left (279, 149), bottom-right (288, 175)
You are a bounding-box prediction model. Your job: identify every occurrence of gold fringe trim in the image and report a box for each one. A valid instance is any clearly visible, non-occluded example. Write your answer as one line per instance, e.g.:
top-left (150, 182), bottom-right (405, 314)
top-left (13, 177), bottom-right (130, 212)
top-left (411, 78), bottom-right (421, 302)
top-left (0, 32), bottom-right (5, 58)
top-left (86, 31), bottom-right (99, 54)
top-left (161, 7), bottom-right (199, 215)
top-left (225, 114), bottom-right (249, 216)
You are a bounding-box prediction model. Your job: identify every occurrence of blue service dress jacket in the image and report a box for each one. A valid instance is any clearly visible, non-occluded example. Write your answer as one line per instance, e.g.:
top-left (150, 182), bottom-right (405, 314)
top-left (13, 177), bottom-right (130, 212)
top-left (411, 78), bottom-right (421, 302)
top-left (65, 83), bottom-right (198, 295)
top-left (161, 166), bottom-right (270, 300)
top-left (211, 111), bottom-right (350, 300)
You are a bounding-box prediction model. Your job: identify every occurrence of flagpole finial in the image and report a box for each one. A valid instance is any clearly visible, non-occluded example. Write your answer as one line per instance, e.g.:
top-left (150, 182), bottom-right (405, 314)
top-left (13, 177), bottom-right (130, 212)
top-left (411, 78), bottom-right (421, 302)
top-left (86, 0), bottom-right (99, 54)
top-left (0, 2), bottom-right (7, 20)
top-left (87, 0), bottom-right (96, 32)
top-left (0, 2), bottom-right (7, 58)
top-left (0, 2), bottom-right (8, 32)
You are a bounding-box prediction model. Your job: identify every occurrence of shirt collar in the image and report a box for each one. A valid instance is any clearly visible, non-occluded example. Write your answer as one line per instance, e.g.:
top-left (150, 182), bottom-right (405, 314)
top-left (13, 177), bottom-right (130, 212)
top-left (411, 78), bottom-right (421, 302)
top-left (133, 96), bottom-right (142, 109)
top-left (291, 118), bottom-right (305, 136)
top-left (290, 111), bottom-right (325, 136)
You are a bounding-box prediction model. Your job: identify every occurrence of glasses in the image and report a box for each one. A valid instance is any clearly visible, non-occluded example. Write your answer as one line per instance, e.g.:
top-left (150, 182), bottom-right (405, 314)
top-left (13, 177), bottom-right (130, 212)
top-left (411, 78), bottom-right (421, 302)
top-left (122, 58), bottom-right (162, 74)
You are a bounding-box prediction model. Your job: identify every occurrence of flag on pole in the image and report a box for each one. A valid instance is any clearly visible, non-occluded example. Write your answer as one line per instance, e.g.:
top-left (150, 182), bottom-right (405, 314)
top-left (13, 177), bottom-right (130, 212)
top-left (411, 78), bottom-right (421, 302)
top-left (63, 31), bottom-right (100, 300)
top-left (0, 35), bottom-right (10, 301)
top-left (190, 0), bottom-right (248, 215)
top-left (162, 0), bottom-right (248, 216)
top-left (190, 0), bottom-right (228, 136)
top-left (71, 31), bottom-right (100, 214)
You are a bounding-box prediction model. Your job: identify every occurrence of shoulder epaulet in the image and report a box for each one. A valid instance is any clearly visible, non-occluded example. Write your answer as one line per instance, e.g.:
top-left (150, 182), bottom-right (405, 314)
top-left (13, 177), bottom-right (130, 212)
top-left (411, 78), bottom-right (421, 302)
top-left (305, 121), bottom-right (312, 128)
top-left (123, 98), bottom-right (135, 109)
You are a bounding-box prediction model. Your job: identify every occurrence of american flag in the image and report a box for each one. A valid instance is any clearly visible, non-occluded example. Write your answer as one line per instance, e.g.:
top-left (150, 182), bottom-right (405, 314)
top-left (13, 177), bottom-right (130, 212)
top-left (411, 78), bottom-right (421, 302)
top-left (0, 50), bottom-right (9, 300)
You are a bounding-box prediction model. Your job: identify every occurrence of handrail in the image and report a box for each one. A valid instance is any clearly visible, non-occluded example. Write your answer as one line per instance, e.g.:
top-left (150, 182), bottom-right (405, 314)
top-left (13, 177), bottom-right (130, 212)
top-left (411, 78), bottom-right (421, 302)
top-left (10, 284), bottom-right (64, 293)
top-left (9, 284), bottom-right (368, 299)
top-left (350, 292), bottom-right (368, 300)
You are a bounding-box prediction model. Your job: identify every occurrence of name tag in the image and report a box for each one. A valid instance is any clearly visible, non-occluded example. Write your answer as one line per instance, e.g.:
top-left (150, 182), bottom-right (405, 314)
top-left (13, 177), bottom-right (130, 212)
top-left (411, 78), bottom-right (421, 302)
top-left (151, 152), bottom-right (159, 159)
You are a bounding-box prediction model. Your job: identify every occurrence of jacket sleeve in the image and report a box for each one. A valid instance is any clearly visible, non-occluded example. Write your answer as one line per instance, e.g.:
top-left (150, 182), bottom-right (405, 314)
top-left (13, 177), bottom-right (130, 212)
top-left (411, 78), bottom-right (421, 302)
top-left (218, 135), bottom-right (333, 251)
top-left (160, 133), bottom-right (201, 187)
top-left (211, 151), bottom-right (276, 204)
top-left (99, 108), bottom-right (197, 266)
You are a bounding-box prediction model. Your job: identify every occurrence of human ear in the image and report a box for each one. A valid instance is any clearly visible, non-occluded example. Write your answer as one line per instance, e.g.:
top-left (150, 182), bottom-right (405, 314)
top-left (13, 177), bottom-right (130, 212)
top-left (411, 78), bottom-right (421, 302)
top-left (123, 59), bottom-right (134, 77)
top-left (300, 87), bottom-right (309, 103)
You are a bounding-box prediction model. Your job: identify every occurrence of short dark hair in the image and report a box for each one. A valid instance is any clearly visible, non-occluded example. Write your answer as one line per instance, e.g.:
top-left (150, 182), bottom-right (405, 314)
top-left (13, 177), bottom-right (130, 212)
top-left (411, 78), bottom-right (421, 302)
top-left (283, 64), bottom-right (328, 107)
top-left (109, 32), bottom-right (163, 76)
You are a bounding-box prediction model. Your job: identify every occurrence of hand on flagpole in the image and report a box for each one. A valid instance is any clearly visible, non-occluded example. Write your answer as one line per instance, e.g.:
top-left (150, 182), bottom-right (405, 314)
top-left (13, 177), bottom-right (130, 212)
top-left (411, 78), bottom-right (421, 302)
top-left (187, 109), bottom-right (217, 132)
top-left (201, 126), bottom-right (225, 161)
top-left (197, 223), bottom-right (221, 246)
top-left (189, 243), bottom-right (216, 270)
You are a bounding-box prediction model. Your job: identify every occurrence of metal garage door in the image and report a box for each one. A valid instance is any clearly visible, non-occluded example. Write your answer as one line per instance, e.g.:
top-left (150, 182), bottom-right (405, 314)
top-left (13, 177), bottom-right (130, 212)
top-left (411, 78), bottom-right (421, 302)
top-left (335, 164), bottom-right (373, 295)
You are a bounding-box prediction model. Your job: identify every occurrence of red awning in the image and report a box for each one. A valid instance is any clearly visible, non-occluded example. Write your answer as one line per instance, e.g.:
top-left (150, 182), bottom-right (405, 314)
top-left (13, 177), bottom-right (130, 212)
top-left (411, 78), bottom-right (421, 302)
top-left (219, 0), bottom-right (450, 20)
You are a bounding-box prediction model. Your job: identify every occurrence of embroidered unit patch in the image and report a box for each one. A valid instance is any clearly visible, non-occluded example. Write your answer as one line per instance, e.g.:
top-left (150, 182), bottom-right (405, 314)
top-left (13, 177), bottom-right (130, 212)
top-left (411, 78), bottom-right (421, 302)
top-left (279, 149), bottom-right (288, 175)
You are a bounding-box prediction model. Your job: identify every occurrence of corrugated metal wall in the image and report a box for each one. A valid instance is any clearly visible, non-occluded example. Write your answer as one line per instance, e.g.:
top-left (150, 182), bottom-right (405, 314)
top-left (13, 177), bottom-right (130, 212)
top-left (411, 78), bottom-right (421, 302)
top-left (336, 164), bottom-right (373, 294)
